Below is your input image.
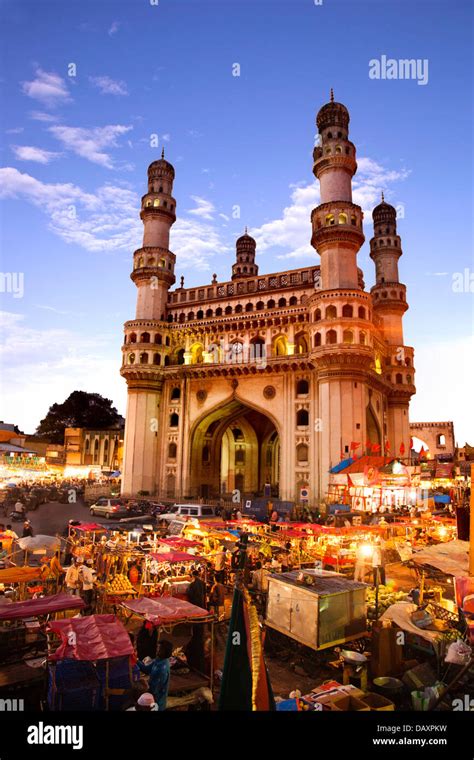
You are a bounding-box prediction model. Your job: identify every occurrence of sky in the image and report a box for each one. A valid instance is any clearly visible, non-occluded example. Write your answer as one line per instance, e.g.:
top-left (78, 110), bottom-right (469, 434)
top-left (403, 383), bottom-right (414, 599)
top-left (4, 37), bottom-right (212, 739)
top-left (0, 0), bottom-right (473, 445)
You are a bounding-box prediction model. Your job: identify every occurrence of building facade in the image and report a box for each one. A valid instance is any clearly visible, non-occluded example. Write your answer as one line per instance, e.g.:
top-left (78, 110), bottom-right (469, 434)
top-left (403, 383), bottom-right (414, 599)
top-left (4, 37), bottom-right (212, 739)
top-left (409, 421), bottom-right (455, 461)
top-left (120, 96), bottom-right (416, 503)
top-left (64, 426), bottom-right (124, 471)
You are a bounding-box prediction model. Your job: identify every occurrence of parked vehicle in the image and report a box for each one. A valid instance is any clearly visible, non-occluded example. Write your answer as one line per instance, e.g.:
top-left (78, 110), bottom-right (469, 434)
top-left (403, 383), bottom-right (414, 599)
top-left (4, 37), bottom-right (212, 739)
top-left (159, 503), bottom-right (219, 523)
top-left (90, 498), bottom-right (128, 519)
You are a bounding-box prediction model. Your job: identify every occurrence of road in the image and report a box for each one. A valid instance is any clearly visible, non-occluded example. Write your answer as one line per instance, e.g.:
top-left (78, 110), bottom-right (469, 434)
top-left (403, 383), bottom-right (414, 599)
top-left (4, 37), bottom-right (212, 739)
top-left (14, 499), bottom-right (102, 537)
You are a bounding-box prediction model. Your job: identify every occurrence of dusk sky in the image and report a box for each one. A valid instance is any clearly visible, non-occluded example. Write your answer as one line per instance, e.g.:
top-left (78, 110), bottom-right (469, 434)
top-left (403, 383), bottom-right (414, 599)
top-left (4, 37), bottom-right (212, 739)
top-left (0, 0), bottom-right (473, 445)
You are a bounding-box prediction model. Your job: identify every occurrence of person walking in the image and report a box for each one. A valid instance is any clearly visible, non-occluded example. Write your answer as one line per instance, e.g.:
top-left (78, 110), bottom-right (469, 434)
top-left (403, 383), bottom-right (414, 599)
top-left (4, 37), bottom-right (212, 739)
top-left (214, 547), bottom-right (227, 583)
top-left (136, 621), bottom-right (158, 661)
top-left (209, 578), bottom-right (226, 619)
top-left (137, 639), bottom-right (173, 711)
top-left (65, 557), bottom-right (80, 595)
top-left (78, 558), bottom-right (96, 612)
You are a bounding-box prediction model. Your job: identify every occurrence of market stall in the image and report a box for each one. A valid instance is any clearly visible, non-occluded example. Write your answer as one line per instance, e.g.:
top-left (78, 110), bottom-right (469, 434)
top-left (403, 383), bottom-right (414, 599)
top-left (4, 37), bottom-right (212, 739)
top-left (47, 613), bottom-right (138, 710)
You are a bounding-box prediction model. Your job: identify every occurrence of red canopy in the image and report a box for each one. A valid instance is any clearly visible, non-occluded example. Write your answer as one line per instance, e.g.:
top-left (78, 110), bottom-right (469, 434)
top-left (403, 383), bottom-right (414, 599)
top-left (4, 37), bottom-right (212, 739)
top-left (0, 592), bottom-right (85, 621)
top-left (121, 596), bottom-right (211, 626)
top-left (48, 614), bottom-right (134, 661)
top-left (150, 551), bottom-right (202, 563)
top-left (72, 523), bottom-right (106, 532)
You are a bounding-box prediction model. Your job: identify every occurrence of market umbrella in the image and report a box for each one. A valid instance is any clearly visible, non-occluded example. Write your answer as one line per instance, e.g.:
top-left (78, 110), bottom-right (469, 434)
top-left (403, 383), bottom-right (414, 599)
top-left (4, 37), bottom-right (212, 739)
top-left (18, 535), bottom-right (61, 552)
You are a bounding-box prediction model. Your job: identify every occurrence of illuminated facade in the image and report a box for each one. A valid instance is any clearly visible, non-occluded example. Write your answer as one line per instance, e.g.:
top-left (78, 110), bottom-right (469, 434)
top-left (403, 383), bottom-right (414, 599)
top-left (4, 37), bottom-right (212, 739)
top-left (120, 97), bottom-right (416, 503)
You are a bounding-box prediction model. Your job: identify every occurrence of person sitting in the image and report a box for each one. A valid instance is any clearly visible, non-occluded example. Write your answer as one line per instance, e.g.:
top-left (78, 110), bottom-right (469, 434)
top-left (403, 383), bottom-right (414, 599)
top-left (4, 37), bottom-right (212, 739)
top-left (126, 691), bottom-right (158, 712)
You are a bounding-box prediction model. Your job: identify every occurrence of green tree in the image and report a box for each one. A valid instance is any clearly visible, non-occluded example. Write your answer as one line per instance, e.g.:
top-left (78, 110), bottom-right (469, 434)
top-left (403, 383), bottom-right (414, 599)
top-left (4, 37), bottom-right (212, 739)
top-left (35, 391), bottom-right (122, 443)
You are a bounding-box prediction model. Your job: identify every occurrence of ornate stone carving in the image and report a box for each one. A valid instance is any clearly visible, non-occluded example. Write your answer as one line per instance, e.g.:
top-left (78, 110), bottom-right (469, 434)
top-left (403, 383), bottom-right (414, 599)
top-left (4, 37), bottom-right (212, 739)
top-left (263, 385), bottom-right (276, 399)
top-left (196, 389), bottom-right (207, 403)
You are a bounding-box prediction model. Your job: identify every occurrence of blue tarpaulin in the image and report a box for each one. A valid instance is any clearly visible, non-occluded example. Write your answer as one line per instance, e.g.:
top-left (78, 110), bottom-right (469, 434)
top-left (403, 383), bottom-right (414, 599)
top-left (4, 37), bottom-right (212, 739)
top-left (329, 458), bottom-right (354, 474)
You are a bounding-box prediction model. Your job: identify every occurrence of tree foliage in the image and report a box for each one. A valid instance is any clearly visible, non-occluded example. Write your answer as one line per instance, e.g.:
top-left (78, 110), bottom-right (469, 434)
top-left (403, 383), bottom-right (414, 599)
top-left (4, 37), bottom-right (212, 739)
top-left (35, 391), bottom-right (122, 443)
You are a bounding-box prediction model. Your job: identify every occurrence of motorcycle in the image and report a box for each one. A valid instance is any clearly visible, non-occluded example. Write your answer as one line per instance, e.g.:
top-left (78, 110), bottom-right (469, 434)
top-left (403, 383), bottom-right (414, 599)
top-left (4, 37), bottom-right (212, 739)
top-left (10, 510), bottom-right (26, 522)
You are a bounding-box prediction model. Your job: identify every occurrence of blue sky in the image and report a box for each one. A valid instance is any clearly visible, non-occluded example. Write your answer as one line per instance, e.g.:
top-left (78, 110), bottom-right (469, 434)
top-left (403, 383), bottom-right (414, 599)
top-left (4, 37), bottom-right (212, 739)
top-left (0, 0), bottom-right (473, 444)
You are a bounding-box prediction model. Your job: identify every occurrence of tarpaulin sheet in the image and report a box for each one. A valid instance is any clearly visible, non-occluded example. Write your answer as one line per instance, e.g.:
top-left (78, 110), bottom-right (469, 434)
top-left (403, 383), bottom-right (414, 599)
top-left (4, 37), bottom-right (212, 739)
top-left (48, 614), bottom-right (134, 661)
top-left (150, 551), bottom-right (202, 563)
top-left (0, 591), bottom-right (85, 620)
top-left (18, 535), bottom-right (61, 552)
top-left (120, 596), bottom-right (211, 626)
top-left (410, 540), bottom-right (469, 577)
top-left (72, 523), bottom-right (106, 532)
top-left (0, 566), bottom-right (44, 584)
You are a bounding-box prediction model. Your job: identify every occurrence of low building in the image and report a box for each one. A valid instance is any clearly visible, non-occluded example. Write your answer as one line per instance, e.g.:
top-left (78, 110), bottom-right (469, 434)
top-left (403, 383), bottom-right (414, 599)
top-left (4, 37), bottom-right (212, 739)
top-left (64, 426), bottom-right (124, 471)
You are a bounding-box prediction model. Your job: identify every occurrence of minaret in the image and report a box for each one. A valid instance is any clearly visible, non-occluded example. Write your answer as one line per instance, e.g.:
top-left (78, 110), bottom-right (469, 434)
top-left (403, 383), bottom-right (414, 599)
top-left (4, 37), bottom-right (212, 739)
top-left (133, 150), bottom-right (177, 320)
top-left (369, 195), bottom-right (406, 345)
top-left (309, 94), bottom-right (373, 500)
top-left (231, 229), bottom-right (258, 280)
top-left (311, 90), bottom-right (365, 288)
top-left (120, 152), bottom-right (177, 496)
top-left (370, 195), bottom-right (415, 456)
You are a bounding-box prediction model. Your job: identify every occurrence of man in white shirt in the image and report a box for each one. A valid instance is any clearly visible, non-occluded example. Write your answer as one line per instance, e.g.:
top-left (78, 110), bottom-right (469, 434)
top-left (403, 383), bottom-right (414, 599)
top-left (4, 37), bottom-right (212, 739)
top-left (65, 559), bottom-right (80, 595)
top-left (78, 559), bottom-right (96, 612)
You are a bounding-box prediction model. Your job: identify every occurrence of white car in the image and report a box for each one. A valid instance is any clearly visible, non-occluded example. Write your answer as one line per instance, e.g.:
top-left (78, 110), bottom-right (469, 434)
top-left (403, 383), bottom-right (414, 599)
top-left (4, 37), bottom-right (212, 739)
top-left (90, 498), bottom-right (128, 519)
top-left (159, 504), bottom-right (218, 523)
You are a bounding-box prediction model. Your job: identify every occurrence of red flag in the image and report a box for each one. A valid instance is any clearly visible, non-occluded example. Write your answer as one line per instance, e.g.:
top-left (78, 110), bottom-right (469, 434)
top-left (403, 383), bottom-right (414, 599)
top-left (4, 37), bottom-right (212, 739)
top-left (399, 442), bottom-right (406, 456)
top-left (384, 440), bottom-right (391, 452)
top-left (350, 441), bottom-right (361, 451)
top-left (347, 474), bottom-right (355, 488)
top-left (419, 446), bottom-right (426, 459)
top-left (409, 437), bottom-right (414, 450)
top-left (371, 443), bottom-right (381, 453)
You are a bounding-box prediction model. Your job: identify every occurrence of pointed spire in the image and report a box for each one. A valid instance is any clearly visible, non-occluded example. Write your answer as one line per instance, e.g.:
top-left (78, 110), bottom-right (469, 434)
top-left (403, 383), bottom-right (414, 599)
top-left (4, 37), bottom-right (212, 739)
top-left (180, 275), bottom-right (184, 288)
top-left (330, 88), bottom-right (334, 103)
top-left (245, 225), bottom-right (248, 234)
top-left (161, 147), bottom-right (165, 159)
top-left (381, 191), bottom-right (385, 202)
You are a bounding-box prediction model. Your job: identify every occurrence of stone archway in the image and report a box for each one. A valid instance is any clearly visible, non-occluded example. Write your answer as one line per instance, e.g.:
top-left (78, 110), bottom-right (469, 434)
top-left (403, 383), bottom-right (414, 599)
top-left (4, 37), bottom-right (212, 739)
top-left (188, 399), bottom-right (280, 499)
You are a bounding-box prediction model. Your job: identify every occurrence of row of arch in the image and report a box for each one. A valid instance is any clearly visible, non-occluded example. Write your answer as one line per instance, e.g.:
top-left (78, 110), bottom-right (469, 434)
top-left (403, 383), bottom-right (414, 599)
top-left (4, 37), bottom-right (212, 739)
top-left (173, 296), bottom-right (301, 322)
top-left (144, 198), bottom-right (175, 211)
top-left (134, 256), bottom-right (172, 270)
top-left (372, 238), bottom-right (398, 247)
top-left (373, 289), bottom-right (405, 301)
top-left (313, 329), bottom-right (367, 347)
top-left (126, 332), bottom-right (171, 345)
top-left (323, 212), bottom-right (358, 227)
top-left (314, 304), bottom-right (368, 320)
top-left (127, 352), bottom-right (171, 366)
top-left (323, 144), bottom-right (353, 157)
top-left (389, 372), bottom-right (413, 385)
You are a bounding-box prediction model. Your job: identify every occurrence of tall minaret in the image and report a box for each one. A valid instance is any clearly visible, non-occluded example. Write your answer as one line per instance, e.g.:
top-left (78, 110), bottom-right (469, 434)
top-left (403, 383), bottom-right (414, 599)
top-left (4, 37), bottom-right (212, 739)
top-left (311, 89), bottom-right (365, 288)
top-left (120, 152), bottom-right (177, 496)
top-left (369, 195), bottom-right (406, 345)
top-left (370, 195), bottom-right (415, 454)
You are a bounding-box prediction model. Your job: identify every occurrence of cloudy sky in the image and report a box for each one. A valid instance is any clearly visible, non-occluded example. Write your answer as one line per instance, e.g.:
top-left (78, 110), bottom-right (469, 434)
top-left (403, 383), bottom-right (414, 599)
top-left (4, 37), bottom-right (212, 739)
top-left (0, 0), bottom-right (473, 445)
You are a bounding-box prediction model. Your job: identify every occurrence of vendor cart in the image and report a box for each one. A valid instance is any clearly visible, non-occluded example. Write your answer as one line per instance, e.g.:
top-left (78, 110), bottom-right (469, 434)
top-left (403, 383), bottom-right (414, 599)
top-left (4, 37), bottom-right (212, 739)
top-left (265, 570), bottom-right (368, 651)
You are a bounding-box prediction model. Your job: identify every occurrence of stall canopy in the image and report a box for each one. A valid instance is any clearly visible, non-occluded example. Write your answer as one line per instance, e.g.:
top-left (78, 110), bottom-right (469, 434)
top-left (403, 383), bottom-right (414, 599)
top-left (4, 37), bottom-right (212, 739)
top-left (158, 537), bottom-right (200, 548)
top-left (150, 551), bottom-right (202, 563)
top-left (411, 539), bottom-right (469, 577)
top-left (48, 614), bottom-right (134, 661)
top-left (121, 596), bottom-right (212, 626)
top-left (330, 458), bottom-right (355, 474)
top-left (18, 535), bottom-right (61, 552)
top-left (0, 591), bottom-right (85, 621)
top-left (71, 523), bottom-right (107, 532)
top-left (0, 566), bottom-right (44, 584)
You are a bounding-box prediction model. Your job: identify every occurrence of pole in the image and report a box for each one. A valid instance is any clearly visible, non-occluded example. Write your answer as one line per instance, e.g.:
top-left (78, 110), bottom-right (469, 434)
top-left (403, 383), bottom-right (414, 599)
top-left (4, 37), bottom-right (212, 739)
top-left (469, 464), bottom-right (474, 576)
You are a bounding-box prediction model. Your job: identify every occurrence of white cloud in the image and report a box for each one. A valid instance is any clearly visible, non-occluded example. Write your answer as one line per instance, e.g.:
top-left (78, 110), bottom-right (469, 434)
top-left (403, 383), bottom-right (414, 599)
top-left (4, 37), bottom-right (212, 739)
top-left (251, 157), bottom-right (410, 261)
top-left (0, 311), bottom-right (126, 434)
top-left (108, 21), bottom-right (120, 36)
top-left (90, 76), bottom-right (128, 96)
top-left (29, 111), bottom-right (58, 123)
top-left (0, 167), bottom-right (228, 267)
top-left (21, 68), bottom-right (71, 106)
top-left (48, 124), bottom-right (132, 168)
top-left (0, 167), bottom-right (141, 252)
top-left (12, 145), bottom-right (61, 164)
top-left (162, 134), bottom-right (170, 143)
top-left (187, 195), bottom-right (215, 220)
top-left (6, 127), bottom-right (24, 135)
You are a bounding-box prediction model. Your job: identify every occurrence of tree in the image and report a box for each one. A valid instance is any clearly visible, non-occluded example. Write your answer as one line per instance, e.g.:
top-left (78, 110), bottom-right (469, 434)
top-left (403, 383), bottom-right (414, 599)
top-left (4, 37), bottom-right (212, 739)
top-left (35, 391), bottom-right (122, 443)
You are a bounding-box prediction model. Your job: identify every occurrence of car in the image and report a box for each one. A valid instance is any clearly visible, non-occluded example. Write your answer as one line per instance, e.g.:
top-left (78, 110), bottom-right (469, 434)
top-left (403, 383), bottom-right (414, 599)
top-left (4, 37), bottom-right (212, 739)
top-left (159, 503), bottom-right (219, 523)
top-left (90, 498), bottom-right (129, 519)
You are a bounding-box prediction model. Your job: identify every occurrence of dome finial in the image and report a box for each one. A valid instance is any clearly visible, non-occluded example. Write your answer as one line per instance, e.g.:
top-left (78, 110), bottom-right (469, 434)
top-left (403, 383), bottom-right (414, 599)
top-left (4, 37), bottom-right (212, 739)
top-left (161, 147), bottom-right (165, 159)
top-left (245, 225), bottom-right (248, 234)
top-left (381, 190), bottom-right (385, 202)
top-left (330, 88), bottom-right (334, 103)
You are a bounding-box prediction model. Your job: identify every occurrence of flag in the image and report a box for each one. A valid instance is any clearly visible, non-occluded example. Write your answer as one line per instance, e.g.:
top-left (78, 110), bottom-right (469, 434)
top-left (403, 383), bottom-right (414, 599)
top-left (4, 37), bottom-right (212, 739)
top-left (384, 440), bottom-right (391, 452)
top-left (347, 474), bottom-right (355, 488)
top-left (419, 446), bottom-right (426, 459)
top-left (371, 443), bottom-right (381, 453)
top-left (399, 442), bottom-right (406, 456)
top-left (219, 535), bottom-right (275, 711)
top-left (409, 437), bottom-right (414, 450)
top-left (350, 442), bottom-right (361, 451)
